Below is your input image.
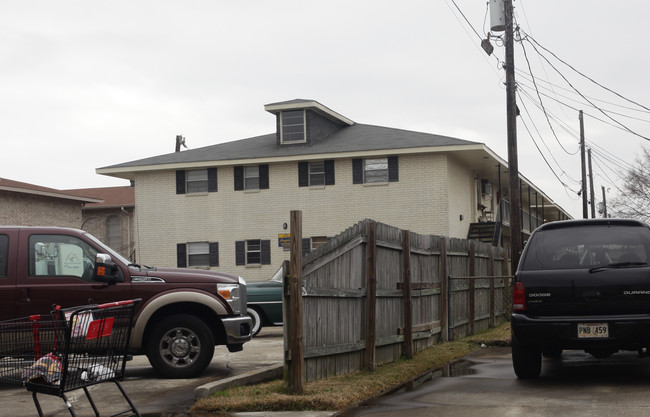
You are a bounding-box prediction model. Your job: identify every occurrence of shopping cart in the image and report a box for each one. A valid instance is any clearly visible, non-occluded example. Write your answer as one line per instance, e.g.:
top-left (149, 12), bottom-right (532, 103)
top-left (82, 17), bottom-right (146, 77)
top-left (0, 299), bottom-right (141, 417)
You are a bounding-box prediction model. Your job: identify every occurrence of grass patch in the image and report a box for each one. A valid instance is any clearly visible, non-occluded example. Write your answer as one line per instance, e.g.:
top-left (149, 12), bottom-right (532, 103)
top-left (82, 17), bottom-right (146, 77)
top-left (191, 322), bottom-right (511, 414)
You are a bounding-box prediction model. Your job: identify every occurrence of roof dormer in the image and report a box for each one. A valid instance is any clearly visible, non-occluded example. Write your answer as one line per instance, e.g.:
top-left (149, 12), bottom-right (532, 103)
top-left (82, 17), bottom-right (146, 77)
top-left (264, 99), bottom-right (355, 146)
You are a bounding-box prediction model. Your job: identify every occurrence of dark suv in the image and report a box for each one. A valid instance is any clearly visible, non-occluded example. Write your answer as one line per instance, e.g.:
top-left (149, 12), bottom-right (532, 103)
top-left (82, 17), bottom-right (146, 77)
top-left (511, 218), bottom-right (650, 378)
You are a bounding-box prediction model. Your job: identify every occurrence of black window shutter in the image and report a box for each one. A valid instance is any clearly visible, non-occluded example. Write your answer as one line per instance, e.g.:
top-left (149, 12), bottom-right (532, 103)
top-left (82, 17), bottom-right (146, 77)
top-left (208, 168), bottom-right (218, 192)
top-left (298, 162), bottom-right (308, 187)
top-left (176, 243), bottom-right (187, 267)
top-left (208, 242), bottom-right (219, 266)
top-left (259, 164), bottom-right (269, 189)
top-left (176, 170), bottom-right (186, 194)
top-left (234, 166), bottom-right (244, 191)
top-left (261, 240), bottom-right (271, 265)
top-left (324, 160), bottom-right (335, 185)
top-left (235, 241), bottom-right (245, 265)
top-left (302, 238), bottom-right (311, 255)
top-left (388, 156), bottom-right (399, 182)
top-left (352, 159), bottom-right (363, 184)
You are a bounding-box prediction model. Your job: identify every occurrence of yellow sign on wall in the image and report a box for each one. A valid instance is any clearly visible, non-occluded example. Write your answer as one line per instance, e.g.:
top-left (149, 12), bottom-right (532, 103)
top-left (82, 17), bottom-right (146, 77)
top-left (278, 234), bottom-right (291, 250)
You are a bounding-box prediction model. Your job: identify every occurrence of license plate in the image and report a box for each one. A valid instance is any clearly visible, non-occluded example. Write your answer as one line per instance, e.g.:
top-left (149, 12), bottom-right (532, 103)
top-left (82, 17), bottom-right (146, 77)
top-left (577, 322), bottom-right (609, 338)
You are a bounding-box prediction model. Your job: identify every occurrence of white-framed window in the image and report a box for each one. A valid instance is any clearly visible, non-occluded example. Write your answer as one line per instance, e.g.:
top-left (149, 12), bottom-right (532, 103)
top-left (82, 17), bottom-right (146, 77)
top-left (187, 169), bottom-right (209, 193)
top-left (244, 166), bottom-right (260, 190)
top-left (280, 110), bottom-right (306, 143)
top-left (187, 242), bottom-right (210, 267)
top-left (246, 240), bottom-right (261, 264)
top-left (235, 239), bottom-right (271, 266)
top-left (309, 162), bottom-right (325, 186)
top-left (176, 168), bottom-right (217, 194)
top-left (310, 236), bottom-right (328, 249)
top-left (177, 242), bottom-right (218, 268)
top-left (364, 158), bottom-right (389, 183)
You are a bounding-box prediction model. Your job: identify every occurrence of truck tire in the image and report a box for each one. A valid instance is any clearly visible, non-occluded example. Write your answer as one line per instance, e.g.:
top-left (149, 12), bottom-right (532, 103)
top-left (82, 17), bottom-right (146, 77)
top-left (512, 339), bottom-right (542, 379)
top-left (146, 314), bottom-right (215, 378)
top-left (247, 307), bottom-right (263, 337)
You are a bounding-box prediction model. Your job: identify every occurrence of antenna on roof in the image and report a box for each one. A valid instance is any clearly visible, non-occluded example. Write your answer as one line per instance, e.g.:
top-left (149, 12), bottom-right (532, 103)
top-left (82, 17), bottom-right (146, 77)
top-left (175, 135), bottom-right (188, 152)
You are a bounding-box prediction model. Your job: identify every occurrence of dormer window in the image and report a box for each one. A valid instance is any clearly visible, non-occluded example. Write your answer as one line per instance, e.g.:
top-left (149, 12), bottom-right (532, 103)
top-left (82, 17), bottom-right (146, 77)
top-left (280, 110), bottom-right (306, 144)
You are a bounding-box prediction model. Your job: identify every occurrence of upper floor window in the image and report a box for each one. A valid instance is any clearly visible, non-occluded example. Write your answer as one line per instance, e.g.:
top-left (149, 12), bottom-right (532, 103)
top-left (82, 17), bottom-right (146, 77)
top-left (234, 165), bottom-right (269, 191)
top-left (176, 168), bottom-right (218, 194)
top-left (281, 110), bottom-right (306, 143)
top-left (352, 156), bottom-right (399, 184)
top-left (245, 166), bottom-right (259, 190)
top-left (177, 241), bottom-right (219, 268)
top-left (298, 160), bottom-right (335, 187)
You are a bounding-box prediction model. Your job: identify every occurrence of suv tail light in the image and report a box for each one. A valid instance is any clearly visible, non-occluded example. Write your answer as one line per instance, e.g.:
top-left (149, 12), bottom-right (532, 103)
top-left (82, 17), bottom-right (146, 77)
top-left (513, 281), bottom-right (526, 311)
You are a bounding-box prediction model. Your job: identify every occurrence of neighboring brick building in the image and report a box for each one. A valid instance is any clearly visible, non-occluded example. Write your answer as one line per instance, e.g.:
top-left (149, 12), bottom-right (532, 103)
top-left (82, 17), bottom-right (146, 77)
top-left (0, 178), bottom-right (101, 228)
top-left (66, 185), bottom-right (136, 261)
top-left (97, 99), bottom-right (572, 281)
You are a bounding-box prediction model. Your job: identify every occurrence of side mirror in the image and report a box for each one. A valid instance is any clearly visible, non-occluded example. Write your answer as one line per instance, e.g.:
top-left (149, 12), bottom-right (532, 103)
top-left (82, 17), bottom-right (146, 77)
top-left (94, 253), bottom-right (124, 283)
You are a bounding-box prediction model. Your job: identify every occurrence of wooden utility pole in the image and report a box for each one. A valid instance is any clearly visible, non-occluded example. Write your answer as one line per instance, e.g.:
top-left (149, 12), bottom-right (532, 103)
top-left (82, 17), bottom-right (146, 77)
top-left (579, 110), bottom-right (588, 218)
top-left (601, 186), bottom-right (608, 218)
top-left (364, 221), bottom-right (377, 371)
top-left (287, 210), bottom-right (304, 393)
top-left (588, 149), bottom-right (596, 218)
top-left (504, 0), bottom-right (522, 271)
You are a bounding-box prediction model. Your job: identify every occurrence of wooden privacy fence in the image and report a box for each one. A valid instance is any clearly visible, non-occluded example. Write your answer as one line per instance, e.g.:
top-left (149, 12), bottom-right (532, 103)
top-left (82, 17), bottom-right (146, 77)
top-left (283, 213), bottom-right (512, 391)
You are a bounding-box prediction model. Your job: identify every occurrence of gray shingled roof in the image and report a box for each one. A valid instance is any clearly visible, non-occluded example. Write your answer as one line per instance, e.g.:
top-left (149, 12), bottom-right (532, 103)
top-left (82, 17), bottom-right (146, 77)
top-left (100, 123), bottom-right (480, 170)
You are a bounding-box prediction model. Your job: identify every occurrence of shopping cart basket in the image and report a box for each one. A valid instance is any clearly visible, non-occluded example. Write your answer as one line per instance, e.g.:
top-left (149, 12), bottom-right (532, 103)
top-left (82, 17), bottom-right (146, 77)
top-left (0, 299), bottom-right (141, 417)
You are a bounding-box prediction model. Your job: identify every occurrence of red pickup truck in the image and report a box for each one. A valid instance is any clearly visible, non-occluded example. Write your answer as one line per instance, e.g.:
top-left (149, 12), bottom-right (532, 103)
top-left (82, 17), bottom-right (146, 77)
top-left (0, 226), bottom-right (252, 378)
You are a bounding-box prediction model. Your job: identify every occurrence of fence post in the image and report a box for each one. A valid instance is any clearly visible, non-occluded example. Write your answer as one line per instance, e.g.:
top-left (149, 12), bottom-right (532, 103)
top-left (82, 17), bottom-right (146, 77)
top-left (364, 221), bottom-right (377, 371)
top-left (286, 210), bottom-right (304, 394)
top-left (402, 229), bottom-right (413, 359)
top-left (489, 247), bottom-right (496, 328)
top-left (468, 241), bottom-right (476, 335)
top-left (440, 237), bottom-right (449, 342)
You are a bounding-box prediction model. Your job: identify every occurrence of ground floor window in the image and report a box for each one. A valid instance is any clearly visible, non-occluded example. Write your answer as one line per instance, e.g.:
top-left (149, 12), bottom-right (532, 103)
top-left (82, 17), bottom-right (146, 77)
top-left (235, 239), bottom-right (271, 265)
top-left (177, 242), bottom-right (219, 268)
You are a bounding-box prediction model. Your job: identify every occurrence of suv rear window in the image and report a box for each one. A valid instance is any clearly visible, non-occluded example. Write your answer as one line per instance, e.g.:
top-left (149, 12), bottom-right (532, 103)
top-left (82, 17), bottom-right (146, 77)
top-left (520, 224), bottom-right (650, 270)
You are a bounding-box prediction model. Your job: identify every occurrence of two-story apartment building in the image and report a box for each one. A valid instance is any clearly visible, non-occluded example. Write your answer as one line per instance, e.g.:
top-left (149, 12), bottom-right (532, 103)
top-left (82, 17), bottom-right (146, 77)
top-left (97, 99), bottom-right (571, 281)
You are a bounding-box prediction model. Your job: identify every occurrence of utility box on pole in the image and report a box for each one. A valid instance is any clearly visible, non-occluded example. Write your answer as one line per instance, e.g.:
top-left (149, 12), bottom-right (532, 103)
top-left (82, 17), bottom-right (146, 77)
top-left (490, 0), bottom-right (506, 32)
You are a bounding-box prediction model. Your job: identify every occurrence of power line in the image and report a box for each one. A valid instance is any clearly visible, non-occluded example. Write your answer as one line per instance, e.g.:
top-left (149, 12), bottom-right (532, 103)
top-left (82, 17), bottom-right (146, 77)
top-left (524, 33), bottom-right (650, 113)
top-left (518, 31), bottom-right (573, 155)
top-left (517, 91), bottom-right (580, 197)
top-left (521, 33), bottom-right (650, 142)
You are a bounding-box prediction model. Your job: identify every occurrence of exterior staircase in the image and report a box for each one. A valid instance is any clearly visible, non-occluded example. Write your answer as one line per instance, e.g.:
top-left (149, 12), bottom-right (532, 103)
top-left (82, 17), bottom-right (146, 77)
top-left (468, 222), bottom-right (498, 245)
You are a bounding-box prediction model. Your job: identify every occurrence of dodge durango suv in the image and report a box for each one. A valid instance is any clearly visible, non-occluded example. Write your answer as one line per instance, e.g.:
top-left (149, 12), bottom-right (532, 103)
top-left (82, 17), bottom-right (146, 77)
top-left (511, 218), bottom-right (650, 378)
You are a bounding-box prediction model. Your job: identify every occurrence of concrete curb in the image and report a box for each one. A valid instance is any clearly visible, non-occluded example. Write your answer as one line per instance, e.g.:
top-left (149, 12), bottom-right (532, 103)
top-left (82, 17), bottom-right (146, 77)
top-left (194, 364), bottom-right (285, 398)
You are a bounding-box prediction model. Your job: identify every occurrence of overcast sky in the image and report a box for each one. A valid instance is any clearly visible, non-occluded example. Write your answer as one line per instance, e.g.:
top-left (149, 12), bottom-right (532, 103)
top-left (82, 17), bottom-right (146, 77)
top-left (2, 1), bottom-right (649, 219)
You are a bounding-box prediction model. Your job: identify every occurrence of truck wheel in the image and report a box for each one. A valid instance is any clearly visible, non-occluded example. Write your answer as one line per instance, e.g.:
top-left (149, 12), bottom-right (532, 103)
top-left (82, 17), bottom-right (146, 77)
top-left (146, 314), bottom-right (215, 378)
top-left (247, 307), bottom-right (262, 337)
top-left (512, 339), bottom-right (542, 379)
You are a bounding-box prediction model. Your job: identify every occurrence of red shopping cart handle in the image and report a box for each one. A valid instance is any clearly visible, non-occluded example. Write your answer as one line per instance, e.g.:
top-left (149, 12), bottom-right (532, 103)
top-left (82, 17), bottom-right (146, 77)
top-left (96, 300), bottom-right (136, 309)
top-left (51, 299), bottom-right (139, 312)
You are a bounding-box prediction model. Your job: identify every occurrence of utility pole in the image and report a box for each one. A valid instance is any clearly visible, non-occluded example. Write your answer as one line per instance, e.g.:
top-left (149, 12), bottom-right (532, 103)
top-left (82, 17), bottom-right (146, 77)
top-left (504, 0), bottom-right (522, 272)
top-left (588, 148), bottom-right (595, 218)
top-left (601, 186), bottom-right (608, 218)
top-left (579, 111), bottom-right (588, 218)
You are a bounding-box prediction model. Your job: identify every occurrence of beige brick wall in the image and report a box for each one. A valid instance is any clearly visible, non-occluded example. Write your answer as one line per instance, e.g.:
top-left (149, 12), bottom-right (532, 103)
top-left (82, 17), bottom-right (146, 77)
top-left (133, 153), bottom-right (471, 281)
top-left (81, 208), bottom-right (135, 260)
top-left (0, 191), bottom-right (82, 228)
top-left (447, 156), bottom-right (474, 239)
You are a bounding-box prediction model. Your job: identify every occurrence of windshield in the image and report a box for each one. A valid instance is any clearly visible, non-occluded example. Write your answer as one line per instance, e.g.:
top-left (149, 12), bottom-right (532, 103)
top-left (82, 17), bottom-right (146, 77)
top-left (84, 232), bottom-right (131, 266)
top-left (270, 265), bottom-right (284, 282)
top-left (520, 224), bottom-right (650, 270)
